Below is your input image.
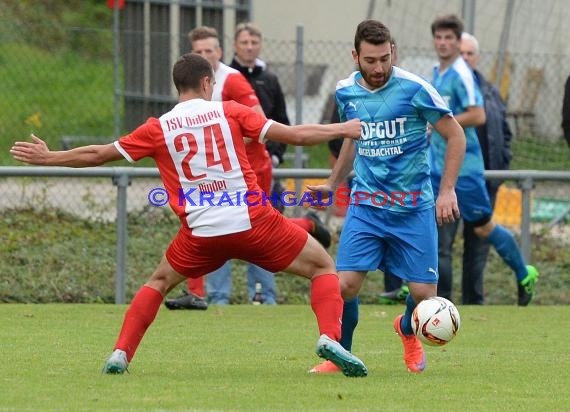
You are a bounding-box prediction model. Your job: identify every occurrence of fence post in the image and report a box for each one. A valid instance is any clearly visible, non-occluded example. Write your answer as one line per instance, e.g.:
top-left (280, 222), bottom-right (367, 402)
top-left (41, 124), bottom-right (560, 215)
top-left (519, 176), bottom-right (534, 263)
top-left (293, 24), bottom-right (304, 217)
top-left (113, 172), bottom-right (131, 304)
top-left (112, 0), bottom-right (121, 139)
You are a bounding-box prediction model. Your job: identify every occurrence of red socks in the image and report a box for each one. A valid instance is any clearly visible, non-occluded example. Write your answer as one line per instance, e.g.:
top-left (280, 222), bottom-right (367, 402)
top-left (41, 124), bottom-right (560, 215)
top-left (310, 274), bottom-right (343, 341)
top-left (114, 275), bottom-right (343, 362)
top-left (114, 285), bottom-right (163, 361)
top-left (187, 277), bottom-right (205, 297)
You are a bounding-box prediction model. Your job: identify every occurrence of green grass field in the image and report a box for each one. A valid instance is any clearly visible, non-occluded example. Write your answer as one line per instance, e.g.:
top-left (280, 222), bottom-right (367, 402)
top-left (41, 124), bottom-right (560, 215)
top-left (1, 304), bottom-right (568, 412)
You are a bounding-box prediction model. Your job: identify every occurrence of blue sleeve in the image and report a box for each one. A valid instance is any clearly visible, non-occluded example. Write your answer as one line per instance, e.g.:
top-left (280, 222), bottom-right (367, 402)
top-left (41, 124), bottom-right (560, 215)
top-left (335, 94), bottom-right (347, 122)
top-left (456, 75), bottom-right (483, 110)
top-left (412, 85), bottom-right (452, 126)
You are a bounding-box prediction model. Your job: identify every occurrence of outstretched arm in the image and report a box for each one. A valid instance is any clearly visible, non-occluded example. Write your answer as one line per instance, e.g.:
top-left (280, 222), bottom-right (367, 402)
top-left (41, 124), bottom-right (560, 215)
top-left (264, 118), bottom-right (362, 146)
top-left (10, 134), bottom-right (124, 167)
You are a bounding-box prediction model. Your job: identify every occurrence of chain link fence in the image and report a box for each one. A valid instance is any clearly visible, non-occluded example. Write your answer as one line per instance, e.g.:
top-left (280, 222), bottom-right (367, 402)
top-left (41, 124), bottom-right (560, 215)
top-left (2, 18), bottom-right (569, 158)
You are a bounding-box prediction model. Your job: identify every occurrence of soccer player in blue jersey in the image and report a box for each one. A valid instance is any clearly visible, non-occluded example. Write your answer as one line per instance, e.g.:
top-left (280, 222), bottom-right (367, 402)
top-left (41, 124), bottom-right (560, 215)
top-left (429, 14), bottom-right (539, 306)
top-left (308, 19), bottom-right (467, 374)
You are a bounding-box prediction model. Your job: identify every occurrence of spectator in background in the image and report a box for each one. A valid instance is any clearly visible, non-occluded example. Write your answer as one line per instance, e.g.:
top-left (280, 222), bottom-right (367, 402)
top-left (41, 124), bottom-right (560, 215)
top-left (165, 25), bottom-right (331, 308)
top-left (230, 22), bottom-right (289, 173)
top-left (451, 31), bottom-right (513, 304)
top-left (429, 14), bottom-right (538, 306)
top-left (562, 74), bottom-right (570, 149)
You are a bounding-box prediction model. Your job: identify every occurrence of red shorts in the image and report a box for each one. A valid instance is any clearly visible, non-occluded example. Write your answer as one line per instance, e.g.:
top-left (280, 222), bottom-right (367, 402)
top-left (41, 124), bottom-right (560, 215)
top-left (165, 207), bottom-right (308, 278)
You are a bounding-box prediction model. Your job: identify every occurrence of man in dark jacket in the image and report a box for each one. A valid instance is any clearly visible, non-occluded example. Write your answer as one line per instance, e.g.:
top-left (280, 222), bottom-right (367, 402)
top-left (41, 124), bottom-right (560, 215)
top-left (562, 74), bottom-right (570, 149)
top-left (449, 32), bottom-right (513, 304)
top-left (230, 22), bottom-right (289, 167)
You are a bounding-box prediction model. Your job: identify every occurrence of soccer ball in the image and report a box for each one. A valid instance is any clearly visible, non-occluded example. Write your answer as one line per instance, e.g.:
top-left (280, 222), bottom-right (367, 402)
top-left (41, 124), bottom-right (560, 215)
top-left (411, 297), bottom-right (460, 346)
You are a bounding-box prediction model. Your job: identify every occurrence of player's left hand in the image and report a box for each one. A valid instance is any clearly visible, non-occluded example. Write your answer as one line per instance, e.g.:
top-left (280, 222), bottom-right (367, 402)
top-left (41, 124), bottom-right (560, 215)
top-left (10, 134), bottom-right (50, 165)
top-left (435, 188), bottom-right (460, 225)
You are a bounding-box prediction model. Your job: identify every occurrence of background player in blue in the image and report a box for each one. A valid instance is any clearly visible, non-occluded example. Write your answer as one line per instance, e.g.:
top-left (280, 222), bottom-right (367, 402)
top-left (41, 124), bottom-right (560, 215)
top-left (456, 32), bottom-right (513, 305)
top-left (308, 19), bottom-right (466, 374)
top-left (429, 14), bottom-right (539, 306)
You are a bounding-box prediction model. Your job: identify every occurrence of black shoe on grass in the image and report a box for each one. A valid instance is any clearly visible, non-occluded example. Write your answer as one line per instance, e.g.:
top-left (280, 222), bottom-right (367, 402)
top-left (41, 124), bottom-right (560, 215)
top-left (164, 292), bottom-right (208, 310)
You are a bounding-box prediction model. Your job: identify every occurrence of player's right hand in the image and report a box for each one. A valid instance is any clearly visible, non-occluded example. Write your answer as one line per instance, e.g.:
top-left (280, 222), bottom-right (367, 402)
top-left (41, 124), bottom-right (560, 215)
top-left (435, 188), bottom-right (460, 225)
top-left (341, 118), bottom-right (362, 140)
top-left (10, 134), bottom-right (49, 165)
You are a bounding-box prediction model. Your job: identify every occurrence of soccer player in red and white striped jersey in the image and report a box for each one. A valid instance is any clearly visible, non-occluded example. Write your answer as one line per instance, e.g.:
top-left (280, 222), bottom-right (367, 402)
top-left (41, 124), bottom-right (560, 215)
top-left (181, 26), bottom-right (328, 306)
top-left (11, 53), bottom-right (368, 377)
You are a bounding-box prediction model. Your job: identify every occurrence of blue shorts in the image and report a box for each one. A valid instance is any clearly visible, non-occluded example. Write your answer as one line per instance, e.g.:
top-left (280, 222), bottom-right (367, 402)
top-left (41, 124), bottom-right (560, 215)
top-left (432, 174), bottom-right (492, 223)
top-left (336, 204), bottom-right (438, 284)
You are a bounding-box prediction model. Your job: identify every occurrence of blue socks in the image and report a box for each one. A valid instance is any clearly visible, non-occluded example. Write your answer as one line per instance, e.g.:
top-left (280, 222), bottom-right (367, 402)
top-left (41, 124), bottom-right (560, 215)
top-left (341, 294), bottom-right (417, 347)
top-left (487, 225), bottom-right (528, 282)
top-left (340, 297), bottom-right (359, 351)
top-left (401, 294), bottom-right (416, 336)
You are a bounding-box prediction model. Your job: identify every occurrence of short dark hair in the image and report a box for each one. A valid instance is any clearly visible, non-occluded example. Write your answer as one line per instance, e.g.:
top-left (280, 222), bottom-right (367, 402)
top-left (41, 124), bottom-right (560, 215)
top-left (188, 26), bottom-right (219, 43)
top-left (172, 53), bottom-right (214, 94)
top-left (354, 20), bottom-right (392, 54)
top-left (431, 14), bottom-right (464, 39)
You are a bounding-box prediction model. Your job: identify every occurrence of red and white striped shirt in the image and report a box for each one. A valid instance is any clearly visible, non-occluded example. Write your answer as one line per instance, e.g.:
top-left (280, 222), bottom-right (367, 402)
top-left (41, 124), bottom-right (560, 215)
top-left (114, 99), bottom-right (274, 236)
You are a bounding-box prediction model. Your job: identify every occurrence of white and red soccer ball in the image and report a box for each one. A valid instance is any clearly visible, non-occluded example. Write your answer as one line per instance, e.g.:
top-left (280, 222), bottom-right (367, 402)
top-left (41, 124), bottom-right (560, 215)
top-left (411, 296), bottom-right (461, 346)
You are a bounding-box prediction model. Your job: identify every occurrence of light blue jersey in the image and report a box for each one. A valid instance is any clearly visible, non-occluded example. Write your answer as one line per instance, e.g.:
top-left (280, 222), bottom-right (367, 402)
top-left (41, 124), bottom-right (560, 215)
top-left (429, 56), bottom-right (493, 222)
top-left (429, 56), bottom-right (484, 179)
top-left (336, 66), bottom-right (451, 212)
